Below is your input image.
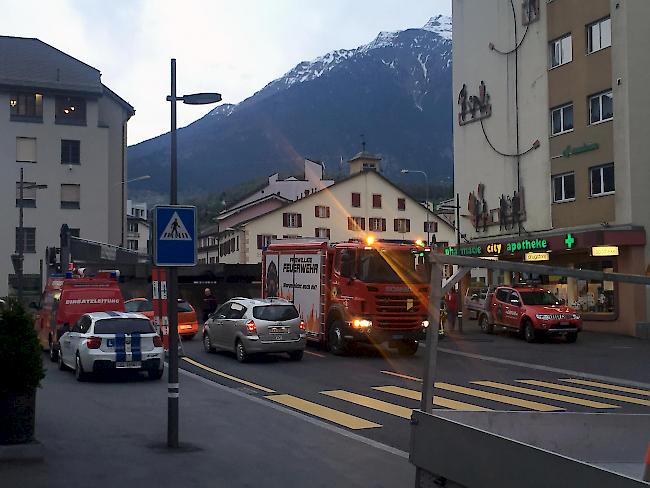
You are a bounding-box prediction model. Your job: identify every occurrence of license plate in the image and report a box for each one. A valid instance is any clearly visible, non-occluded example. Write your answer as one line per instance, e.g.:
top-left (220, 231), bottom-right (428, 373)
top-left (116, 361), bottom-right (141, 369)
top-left (269, 327), bottom-right (286, 333)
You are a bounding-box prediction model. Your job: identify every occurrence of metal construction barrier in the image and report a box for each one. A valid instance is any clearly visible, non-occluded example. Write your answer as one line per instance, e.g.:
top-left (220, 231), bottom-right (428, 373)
top-left (411, 254), bottom-right (650, 487)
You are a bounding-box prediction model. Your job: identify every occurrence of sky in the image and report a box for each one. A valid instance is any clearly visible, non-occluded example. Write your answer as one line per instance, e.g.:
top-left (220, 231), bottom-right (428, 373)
top-left (0, 0), bottom-right (451, 145)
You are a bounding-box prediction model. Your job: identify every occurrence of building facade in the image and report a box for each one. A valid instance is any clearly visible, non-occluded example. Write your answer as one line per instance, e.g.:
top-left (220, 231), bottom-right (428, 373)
top-left (453, 0), bottom-right (650, 336)
top-left (126, 200), bottom-right (149, 255)
top-left (0, 36), bottom-right (134, 297)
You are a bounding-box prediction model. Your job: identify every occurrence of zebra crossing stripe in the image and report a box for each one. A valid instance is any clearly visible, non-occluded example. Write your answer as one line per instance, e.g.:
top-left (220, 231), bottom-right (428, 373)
top-left (322, 390), bottom-right (413, 419)
top-left (372, 385), bottom-right (491, 412)
top-left (559, 378), bottom-right (650, 397)
top-left (517, 380), bottom-right (650, 407)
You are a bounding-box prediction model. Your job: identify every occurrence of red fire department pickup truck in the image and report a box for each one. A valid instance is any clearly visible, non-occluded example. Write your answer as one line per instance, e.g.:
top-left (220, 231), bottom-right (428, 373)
top-left (478, 285), bottom-right (582, 343)
top-left (262, 239), bottom-right (432, 355)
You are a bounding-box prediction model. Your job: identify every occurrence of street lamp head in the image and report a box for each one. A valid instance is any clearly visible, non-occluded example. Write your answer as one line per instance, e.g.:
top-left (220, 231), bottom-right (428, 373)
top-left (182, 92), bottom-right (222, 105)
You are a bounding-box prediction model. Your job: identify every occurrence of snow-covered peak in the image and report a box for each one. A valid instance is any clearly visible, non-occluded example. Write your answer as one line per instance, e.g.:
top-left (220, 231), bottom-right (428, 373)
top-left (423, 14), bottom-right (452, 41)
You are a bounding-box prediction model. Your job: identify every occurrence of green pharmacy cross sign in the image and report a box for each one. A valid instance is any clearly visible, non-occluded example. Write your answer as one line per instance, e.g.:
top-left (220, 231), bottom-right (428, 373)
top-left (565, 233), bottom-right (575, 249)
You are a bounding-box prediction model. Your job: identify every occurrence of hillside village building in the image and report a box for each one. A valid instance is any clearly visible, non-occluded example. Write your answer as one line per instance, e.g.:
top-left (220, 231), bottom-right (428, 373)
top-left (199, 152), bottom-right (455, 265)
top-left (453, 0), bottom-right (650, 336)
top-left (0, 36), bottom-right (134, 298)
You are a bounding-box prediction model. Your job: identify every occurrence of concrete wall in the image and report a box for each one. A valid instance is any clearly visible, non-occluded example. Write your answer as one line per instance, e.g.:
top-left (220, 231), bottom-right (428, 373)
top-left (453, 0), bottom-right (551, 239)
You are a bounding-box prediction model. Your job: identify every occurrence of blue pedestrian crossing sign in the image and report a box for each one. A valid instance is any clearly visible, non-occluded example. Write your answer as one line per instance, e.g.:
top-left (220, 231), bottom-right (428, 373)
top-left (153, 205), bottom-right (197, 266)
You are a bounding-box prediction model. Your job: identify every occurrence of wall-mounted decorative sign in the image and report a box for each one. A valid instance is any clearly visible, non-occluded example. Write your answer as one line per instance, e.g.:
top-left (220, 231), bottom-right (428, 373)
top-left (522, 0), bottom-right (540, 26)
top-left (458, 81), bottom-right (492, 126)
top-left (562, 143), bottom-right (599, 158)
top-left (467, 184), bottom-right (526, 232)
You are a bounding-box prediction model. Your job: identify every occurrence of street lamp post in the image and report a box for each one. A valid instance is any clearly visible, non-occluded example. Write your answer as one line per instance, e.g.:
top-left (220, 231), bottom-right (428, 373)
top-left (401, 169), bottom-right (431, 244)
top-left (437, 194), bottom-right (464, 333)
top-left (165, 58), bottom-right (221, 448)
top-left (15, 168), bottom-right (47, 304)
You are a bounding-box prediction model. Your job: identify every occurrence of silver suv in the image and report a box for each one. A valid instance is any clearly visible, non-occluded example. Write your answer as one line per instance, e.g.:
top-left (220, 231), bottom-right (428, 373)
top-left (202, 298), bottom-right (306, 362)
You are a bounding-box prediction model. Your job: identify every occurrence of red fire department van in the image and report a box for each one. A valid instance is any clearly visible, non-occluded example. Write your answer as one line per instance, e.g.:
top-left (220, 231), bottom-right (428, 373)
top-left (34, 271), bottom-right (125, 361)
top-left (262, 239), bottom-right (432, 355)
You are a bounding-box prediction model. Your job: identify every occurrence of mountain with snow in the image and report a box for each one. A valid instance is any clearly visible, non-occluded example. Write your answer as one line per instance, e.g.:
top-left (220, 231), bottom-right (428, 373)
top-left (128, 15), bottom-right (453, 198)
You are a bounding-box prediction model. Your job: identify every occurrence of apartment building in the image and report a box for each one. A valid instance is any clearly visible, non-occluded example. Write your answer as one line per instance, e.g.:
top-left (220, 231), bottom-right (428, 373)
top-left (210, 152), bottom-right (454, 265)
top-left (453, 0), bottom-right (650, 336)
top-left (0, 36), bottom-right (134, 297)
top-left (126, 200), bottom-right (150, 255)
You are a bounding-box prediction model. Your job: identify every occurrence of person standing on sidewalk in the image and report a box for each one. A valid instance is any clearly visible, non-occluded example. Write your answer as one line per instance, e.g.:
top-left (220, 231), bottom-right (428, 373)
top-left (202, 288), bottom-right (218, 323)
top-left (445, 289), bottom-right (458, 332)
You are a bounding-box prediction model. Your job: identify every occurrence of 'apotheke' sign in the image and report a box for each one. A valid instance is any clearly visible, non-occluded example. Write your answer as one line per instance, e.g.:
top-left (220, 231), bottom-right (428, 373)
top-left (444, 238), bottom-right (549, 257)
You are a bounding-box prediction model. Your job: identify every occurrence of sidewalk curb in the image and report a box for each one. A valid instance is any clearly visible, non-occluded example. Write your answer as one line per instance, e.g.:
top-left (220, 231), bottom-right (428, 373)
top-left (0, 440), bottom-right (44, 463)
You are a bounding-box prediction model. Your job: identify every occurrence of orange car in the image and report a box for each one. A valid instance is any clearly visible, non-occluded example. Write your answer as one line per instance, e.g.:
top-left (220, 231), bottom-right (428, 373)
top-left (124, 298), bottom-right (200, 339)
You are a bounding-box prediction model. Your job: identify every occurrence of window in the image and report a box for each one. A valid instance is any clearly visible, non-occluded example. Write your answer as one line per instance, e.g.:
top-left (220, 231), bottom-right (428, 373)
top-left (397, 198), bottom-right (406, 211)
top-left (590, 163), bottom-right (615, 196)
top-left (551, 103), bottom-right (573, 135)
top-left (128, 222), bottom-right (139, 233)
top-left (61, 140), bottom-right (81, 165)
top-left (127, 239), bottom-right (139, 251)
top-left (9, 92), bottom-right (43, 121)
top-left (282, 212), bottom-right (302, 228)
top-left (552, 173), bottom-right (576, 203)
top-left (348, 216), bottom-right (365, 231)
top-left (351, 192), bottom-right (361, 207)
top-left (314, 205), bottom-right (330, 218)
top-left (394, 218), bottom-right (411, 233)
top-left (226, 302), bottom-right (247, 320)
top-left (61, 184), bottom-right (80, 209)
top-left (589, 91), bottom-right (613, 124)
top-left (15, 227), bottom-right (36, 253)
top-left (315, 227), bottom-right (331, 239)
top-left (369, 218), bottom-right (386, 232)
top-left (55, 96), bottom-right (86, 125)
top-left (424, 221), bottom-right (438, 233)
top-left (550, 35), bottom-right (572, 68)
top-left (372, 194), bottom-right (382, 208)
top-left (16, 181), bottom-right (37, 208)
top-left (257, 234), bottom-right (277, 249)
top-left (587, 17), bottom-right (611, 53)
top-left (495, 288), bottom-right (511, 303)
top-left (16, 137), bottom-right (37, 163)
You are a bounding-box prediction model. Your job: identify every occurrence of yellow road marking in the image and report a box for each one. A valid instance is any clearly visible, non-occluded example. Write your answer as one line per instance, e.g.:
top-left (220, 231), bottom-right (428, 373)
top-left (266, 394), bottom-right (381, 430)
top-left (472, 381), bottom-right (619, 409)
top-left (518, 380), bottom-right (650, 407)
top-left (322, 390), bottom-right (413, 419)
top-left (182, 357), bottom-right (275, 393)
top-left (381, 370), bottom-right (422, 382)
top-left (373, 385), bottom-right (492, 411)
top-left (433, 382), bottom-right (563, 412)
top-left (559, 379), bottom-right (650, 397)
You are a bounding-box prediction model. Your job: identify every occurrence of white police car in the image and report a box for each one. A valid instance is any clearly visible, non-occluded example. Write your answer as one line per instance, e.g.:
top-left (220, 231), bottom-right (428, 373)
top-left (58, 311), bottom-right (165, 381)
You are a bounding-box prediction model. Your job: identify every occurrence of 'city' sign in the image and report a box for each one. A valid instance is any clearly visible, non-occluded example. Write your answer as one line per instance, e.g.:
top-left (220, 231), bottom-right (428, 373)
top-left (444, 238), bottom-right (549, 257)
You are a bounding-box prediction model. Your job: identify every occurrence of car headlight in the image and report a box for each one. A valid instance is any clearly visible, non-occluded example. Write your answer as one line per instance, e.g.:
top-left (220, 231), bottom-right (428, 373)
top-left (352, 318), bottom-right (372, 328)
top-left (422, 320), bottom-right (429, 328)
top-left (572, 314), bottom-right (581, 320)
top-left (535, 314), bottom-right (553, 320)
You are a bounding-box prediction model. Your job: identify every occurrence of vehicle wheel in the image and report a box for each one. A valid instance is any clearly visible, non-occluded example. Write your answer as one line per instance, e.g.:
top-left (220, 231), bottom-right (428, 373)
top-left (148, 367), bottom-right (164, 380)
top-left (479, 315), bottom-right (494, 334)
top-left (49, 337), bottom-right (58, 362)
top-left (203, 333), bottom-right (215, 353)
top-left (328, 320), bottom-right (348, 356)
top-left (75, 353), bottom-right (89, 382)
top-left (523, 320), bottom-right (537, 343)
top-left (58, 349), bottom-right (68, 371)
top-left (235, 340), bottom-right (249, 363)
top-left (288, 350), bottom-right (304, 361)
top-left (565, 332), bottom-right (578, 343)
top-left (397, 340), bottom-right (419, 356)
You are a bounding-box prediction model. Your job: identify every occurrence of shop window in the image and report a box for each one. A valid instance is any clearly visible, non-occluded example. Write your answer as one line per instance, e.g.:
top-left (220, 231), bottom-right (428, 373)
top-left (590, 163), bottom-right (615, 197)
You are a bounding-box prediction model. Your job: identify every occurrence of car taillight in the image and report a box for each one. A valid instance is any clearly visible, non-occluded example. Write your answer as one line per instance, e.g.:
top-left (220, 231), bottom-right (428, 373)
top-left (299, 320), bottom-right (305, 330)
top-left (86, 337), bottom-right (102, 349)
top-left (246, 320), bottom-right (257, 333)
top-left (153, 335), bottom-right (163, 347)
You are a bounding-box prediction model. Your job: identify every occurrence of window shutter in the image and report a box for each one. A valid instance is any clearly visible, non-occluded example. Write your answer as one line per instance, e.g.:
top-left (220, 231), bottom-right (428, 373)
top-left (394, 219), bottom-right (399, 232)
top-left (257, 235), bottom-right (263, 250)
top-left (326, 228), bottom-right (331, 239)
top-left (348, 217), bottom-right (354, 231)
top-left (16, 137), bottom-right (37, 163)
top-left (360, 218), bottom-right (366, 231)
top-left (434, 222), bottom-right (438, 233)
top-left (61, 184), bottom-right (80, 202)
top-left (352, 193), bottom-right (360, 207)
top-left (406, 219), bottom-right (411, 233)
top-left (326, 206), bottom-right (330, 218)
top-left (381, 219), bottom-right (386, 232)
top-left (315, 228), bottom-right (318, 238)
top-left (398, 198), bottom-right (405, 211)
top-left (314, 206), bottom-right (319, 217)
top-left (283, 213), bottom-right (288, 227)
top-left (297, 213), bottom-right (302, 227)
top-left (373, 194), bottom-right (382, 208)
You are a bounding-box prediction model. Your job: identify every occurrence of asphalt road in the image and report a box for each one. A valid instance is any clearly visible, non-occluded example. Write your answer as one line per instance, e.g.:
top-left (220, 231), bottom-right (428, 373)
top-left (177, 322), bottom-right (650, 453)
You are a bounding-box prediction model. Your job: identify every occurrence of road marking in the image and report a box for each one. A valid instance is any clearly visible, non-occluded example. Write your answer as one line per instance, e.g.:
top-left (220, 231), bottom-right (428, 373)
top-left (381, 370), bottom-right (422, 382)
top-left (559, 378), bottom-right (650, 397)
top-left (432, 382), bottom-right (563, 411)
top-left (472, 381), bottom-right (619, 409)
top-left (304, 350), bottom-right (327, 358)
top-left (373, 385), bottom-right (492, 411)
top-left (517, 380), bottom-right (650, 407)
top-left (436, 347), bottom-right (650, 390)
top-left (182, 357), bottom-right (276, 393)
top-left (322, 390), bottom-right (413, 419)
top-left (265, 394), bottom-right (381, 430)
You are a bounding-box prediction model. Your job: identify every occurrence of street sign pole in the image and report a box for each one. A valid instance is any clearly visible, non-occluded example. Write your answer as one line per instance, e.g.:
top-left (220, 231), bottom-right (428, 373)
top-left (167, 58), bottom-right (179, 449)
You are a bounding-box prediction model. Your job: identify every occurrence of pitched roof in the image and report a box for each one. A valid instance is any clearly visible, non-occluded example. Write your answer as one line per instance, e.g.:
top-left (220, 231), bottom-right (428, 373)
top-left (348, 150), bottom-right (382, 162)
